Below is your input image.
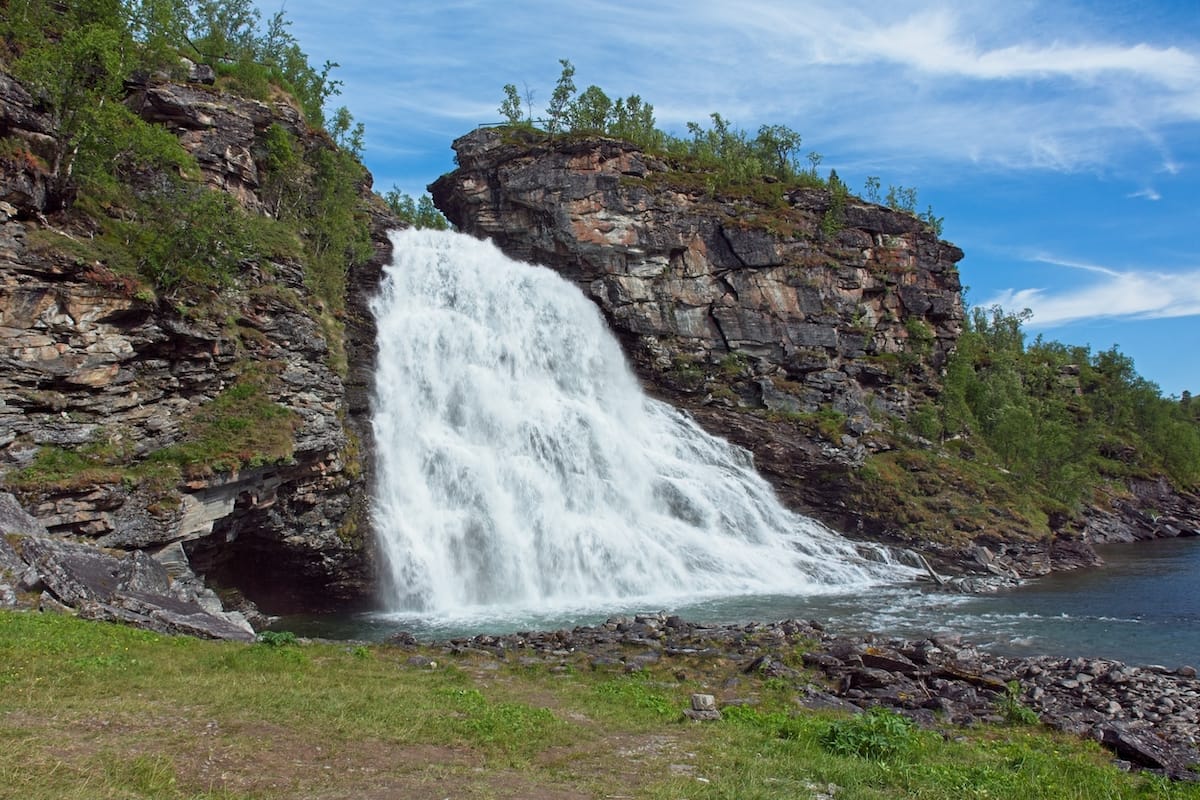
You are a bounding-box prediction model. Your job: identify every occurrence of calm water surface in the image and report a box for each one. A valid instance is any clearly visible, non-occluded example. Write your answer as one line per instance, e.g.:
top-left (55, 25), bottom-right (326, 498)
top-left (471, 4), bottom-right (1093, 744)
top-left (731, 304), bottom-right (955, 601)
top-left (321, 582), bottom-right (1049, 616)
top-left (278, 538), bottom-right (1199, 669)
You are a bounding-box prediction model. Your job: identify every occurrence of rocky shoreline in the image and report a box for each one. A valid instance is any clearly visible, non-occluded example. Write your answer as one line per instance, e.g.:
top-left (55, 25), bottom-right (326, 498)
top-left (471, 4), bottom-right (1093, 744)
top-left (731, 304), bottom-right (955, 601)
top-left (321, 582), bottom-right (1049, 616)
top-left (398, 613), bottom-right (1199, 781)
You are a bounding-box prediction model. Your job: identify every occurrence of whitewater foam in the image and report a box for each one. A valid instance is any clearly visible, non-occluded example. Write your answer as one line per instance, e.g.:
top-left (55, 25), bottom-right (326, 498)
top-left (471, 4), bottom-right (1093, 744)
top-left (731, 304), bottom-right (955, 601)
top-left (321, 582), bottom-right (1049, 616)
top-left (370, 229), bottom-right (913, 616)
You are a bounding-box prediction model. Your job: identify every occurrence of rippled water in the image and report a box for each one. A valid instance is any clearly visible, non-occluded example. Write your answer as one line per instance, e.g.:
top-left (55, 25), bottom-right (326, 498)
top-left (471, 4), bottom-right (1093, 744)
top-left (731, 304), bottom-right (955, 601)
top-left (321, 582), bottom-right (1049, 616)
top-left (278, 538), bottom-right (1198, 670)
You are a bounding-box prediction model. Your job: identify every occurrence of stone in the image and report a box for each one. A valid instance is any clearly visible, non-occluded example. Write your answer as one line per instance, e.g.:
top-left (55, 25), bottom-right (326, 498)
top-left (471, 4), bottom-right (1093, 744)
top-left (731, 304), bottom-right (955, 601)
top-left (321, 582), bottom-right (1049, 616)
top-left (862, 650), bottom-right (922, 676)
top-left (0, 491), bottom-right (48, 538)
top-left (684, 693), bottom-right (722, 721)
top-left (9, 535), bottom-right (254, 640)
top-left (796, 690), bottom-right (863, 715)
top-left (1099, 722), bottom-right (1200, 779)
top-left (405, 655), bottom-right (437, 669)
top-left (743, 655), bottom-right (800, 679)
top-left (385, 630), bottom-right (418, 647)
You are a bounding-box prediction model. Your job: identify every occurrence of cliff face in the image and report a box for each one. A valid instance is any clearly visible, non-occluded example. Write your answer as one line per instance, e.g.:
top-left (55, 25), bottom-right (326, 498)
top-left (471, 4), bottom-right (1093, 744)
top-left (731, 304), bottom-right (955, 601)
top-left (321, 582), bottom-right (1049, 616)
top-left (0, 68), bottom-right (388, 624)
top-left (431, 129), bottom-right (964, 527)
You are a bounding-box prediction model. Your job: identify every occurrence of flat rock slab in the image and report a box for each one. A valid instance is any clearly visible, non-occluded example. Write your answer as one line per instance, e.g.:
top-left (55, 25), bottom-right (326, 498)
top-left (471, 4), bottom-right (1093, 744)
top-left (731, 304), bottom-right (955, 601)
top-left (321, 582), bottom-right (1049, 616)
top-left (1100, 722), bottom-right (1200, 781)
top-left (6, 534), bottom-right (253, 641)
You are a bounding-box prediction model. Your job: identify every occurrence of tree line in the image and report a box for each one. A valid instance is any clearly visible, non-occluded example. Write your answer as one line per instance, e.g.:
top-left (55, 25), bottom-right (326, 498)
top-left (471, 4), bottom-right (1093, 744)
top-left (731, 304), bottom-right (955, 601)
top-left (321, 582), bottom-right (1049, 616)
top-left (496, 59), bottom-right (942, 232)
top-left (919, 306), bottom-right (1199, 502)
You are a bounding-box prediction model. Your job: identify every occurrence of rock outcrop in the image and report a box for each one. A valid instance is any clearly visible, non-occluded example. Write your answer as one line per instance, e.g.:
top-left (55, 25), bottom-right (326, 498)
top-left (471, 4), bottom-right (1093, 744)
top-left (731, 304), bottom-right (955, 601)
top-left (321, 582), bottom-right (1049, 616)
top-left (0, 491), bottom-right (254, 638)
top-left (430, 129), bottom-right (1199, 572)
top-left (0, 66), bottom-right (390, 628)
top-left (431, 129), bottom-right (964, 539)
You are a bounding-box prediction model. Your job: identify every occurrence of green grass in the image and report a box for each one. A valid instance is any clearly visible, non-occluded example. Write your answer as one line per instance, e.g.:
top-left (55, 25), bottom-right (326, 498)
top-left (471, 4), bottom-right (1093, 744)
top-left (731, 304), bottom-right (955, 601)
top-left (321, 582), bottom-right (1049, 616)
top-left (0, 611), bottom-right (1195, 800)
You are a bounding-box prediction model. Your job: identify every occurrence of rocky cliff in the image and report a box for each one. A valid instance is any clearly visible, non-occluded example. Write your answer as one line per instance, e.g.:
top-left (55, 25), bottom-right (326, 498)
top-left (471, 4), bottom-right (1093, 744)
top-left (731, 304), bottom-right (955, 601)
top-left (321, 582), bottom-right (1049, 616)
top-left (432, 129), bottom-right (1200, 575)
top-left (431, 130), bottom-right (963, 530)
top-left (0, 66), bottom-right (390, 628)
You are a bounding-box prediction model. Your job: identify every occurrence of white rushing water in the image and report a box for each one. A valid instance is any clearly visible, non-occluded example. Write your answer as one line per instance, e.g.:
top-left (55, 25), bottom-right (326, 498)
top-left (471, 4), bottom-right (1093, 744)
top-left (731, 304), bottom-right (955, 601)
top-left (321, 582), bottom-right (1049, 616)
top-left (370, 229), bottom-right (914, 618)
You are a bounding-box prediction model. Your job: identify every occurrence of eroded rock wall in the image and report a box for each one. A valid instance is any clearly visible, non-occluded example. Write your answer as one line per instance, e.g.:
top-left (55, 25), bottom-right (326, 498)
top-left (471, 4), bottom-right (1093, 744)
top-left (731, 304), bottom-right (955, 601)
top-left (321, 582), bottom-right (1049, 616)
top-left (431, 128), bottom-right (964, 525)
top-left (0, 68), bottom-right (390, 621)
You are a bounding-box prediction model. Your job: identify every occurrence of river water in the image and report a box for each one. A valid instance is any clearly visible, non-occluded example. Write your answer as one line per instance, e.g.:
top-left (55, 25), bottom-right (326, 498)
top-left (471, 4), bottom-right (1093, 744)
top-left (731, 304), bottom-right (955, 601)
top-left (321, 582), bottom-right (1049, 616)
top-left (284, 229), bottom-right (1198, 670)
top-left (279, 537), bottom-right (1198, 669)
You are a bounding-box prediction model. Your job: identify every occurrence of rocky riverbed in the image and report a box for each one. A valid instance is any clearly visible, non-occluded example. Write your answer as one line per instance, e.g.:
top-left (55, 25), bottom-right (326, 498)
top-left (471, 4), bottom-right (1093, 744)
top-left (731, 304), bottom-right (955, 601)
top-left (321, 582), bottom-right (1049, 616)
top-left (398, 613), bottom-right (1200, 781)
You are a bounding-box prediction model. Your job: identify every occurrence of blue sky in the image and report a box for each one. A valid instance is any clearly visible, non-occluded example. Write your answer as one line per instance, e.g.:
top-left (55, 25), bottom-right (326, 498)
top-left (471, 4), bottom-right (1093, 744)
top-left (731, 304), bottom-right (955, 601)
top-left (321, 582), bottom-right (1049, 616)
top-left (262, 1), bottom-right (1199, 397)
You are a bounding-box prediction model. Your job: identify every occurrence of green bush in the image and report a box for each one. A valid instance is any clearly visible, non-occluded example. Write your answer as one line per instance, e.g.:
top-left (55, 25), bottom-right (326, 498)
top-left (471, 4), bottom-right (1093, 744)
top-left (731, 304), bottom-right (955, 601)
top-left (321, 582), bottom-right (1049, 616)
top-left (820, 707), bottom-right (918, 760)
top-left (998, 681), bottom-right (1040, 725)
top-left (258, 630), bottom-right (299, 647)
top-left (939, 305), bottom-right (1200, 499)
top-left (116, 183), bottom-right (257, 294)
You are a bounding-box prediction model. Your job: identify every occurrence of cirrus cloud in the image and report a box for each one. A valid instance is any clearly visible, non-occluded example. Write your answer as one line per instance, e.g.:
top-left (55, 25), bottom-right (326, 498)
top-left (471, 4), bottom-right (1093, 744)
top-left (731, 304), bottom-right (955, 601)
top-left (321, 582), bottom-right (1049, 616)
top-left (982, 256), bottom-right (1200, 326)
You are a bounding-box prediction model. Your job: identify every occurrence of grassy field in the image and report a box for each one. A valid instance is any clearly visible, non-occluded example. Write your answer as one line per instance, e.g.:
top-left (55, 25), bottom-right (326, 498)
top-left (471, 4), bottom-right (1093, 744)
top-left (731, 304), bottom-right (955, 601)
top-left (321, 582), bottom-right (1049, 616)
top-left (0, 611), bottom-right (1195, 799)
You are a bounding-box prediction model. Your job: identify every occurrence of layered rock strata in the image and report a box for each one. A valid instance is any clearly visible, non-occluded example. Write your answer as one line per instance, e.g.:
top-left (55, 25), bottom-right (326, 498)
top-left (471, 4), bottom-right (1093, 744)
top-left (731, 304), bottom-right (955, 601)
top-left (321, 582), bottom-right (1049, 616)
top-left (0, 67), bottom-right (389, 625)
top-left (430, 131), bottom-right (963, 531)
top-left (432, 129), bottom-right (964, 428)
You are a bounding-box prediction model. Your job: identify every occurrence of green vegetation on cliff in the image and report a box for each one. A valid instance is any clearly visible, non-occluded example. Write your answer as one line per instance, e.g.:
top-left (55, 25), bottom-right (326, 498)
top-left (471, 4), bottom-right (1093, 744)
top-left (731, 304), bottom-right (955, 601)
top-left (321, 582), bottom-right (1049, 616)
top-left (1, 612), bottom-right (1195, 800)
top-left (6, 372), bottom-right (299, 502)
top-left (849, 305), bottom-right (1200, 544)
top-left (1, 0), bottom-right (372, 309)
top-left (496, 59), bottom-right (943, 230)
top-left (939, 306), bottom-right (1200, 496)
top-left (1, 1), bottom-right (377, 494)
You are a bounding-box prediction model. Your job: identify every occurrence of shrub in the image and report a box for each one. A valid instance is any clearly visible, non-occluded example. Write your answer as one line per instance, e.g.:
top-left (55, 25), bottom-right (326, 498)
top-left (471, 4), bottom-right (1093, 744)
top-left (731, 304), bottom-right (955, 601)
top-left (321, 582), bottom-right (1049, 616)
top-left (117, 183), bottom-right (257, 295)
top-left (258, 630), bottom-right (299, 647)
top-left (998, 681), bottom-right (1040, 725)
top-left (820, 707), bottom-right (918, 760)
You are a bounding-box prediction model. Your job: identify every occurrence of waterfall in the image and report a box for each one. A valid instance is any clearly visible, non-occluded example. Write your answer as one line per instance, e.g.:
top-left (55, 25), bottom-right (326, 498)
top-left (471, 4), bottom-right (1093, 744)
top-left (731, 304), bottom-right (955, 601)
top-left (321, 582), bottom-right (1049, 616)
top-left (370, 228), bottom-right (911, 617)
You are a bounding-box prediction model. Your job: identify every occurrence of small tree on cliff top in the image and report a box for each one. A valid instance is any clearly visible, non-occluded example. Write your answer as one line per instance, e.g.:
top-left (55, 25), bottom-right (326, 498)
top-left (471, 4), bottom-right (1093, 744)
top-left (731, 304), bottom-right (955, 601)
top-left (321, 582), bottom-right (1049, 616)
top-left (499, 83), bottom-right (525, 126)
top-left (544, 58), bottom-right (576, 136)
top-left (567, 85), bottom-right (612, 133)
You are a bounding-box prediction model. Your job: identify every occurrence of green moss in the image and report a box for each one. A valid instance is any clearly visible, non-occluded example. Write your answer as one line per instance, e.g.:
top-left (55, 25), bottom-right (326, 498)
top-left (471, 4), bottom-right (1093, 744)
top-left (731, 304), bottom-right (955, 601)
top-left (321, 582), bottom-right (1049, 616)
top-left (315, 309), bottom-right (348, 378)
top-left (4, 446), bottom-right (125, 491)
top-left (666, 353), bottom-right (707, 391)
top-left (7, 367), bottom-right (304, 496)
top-left (717, 353), bottom-right (748, 378)
top-left (0, 135), bottom-right (48, 171)
top-left (761, 406), bottom-right (847, 442)
top-left (846, 447), bottom-right (1063, 545)
top-left (148, 373), bottom-right (300, 479)
top-left (23, 227), bottom-right (107, 266)
top-left (707, 383), bottom-right (738, 402)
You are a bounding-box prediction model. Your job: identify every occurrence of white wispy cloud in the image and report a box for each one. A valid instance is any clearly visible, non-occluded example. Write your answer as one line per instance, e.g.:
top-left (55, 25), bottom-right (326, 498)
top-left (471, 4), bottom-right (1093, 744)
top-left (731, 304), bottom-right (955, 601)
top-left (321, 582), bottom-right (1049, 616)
top-left (269, 0), bottom-right (1200, 181)
top-left (982, 256), bottom-right (1200, 325)
top-left (848, 10), bottom-right (1199, 85)
top-left (1127, 187), bottom-right (1163, 200)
